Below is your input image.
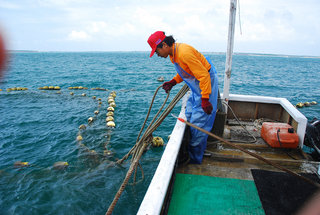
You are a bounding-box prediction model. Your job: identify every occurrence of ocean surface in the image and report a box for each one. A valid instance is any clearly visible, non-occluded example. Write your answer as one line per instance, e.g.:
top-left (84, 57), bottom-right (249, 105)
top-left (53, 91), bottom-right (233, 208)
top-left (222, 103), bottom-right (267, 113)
top-left (0, 52), bottom-right (319, 215)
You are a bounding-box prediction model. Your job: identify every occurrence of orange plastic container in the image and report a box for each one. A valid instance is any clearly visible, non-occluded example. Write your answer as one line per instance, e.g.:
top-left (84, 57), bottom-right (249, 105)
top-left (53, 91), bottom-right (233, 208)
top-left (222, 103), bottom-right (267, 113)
top-left (261, 122), bottom-right (299, 148)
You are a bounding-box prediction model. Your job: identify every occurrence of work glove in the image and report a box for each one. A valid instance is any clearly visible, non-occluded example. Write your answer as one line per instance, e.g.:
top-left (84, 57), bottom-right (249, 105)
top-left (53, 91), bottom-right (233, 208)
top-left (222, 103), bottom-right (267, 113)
top-left (201, 98), bottom-right (213, 114)
top-left (162, 79), bottom-right (177, 93)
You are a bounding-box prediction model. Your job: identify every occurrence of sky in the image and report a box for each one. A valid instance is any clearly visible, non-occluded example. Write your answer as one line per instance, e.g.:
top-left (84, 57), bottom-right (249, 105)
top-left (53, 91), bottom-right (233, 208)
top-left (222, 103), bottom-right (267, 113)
top-left (0, 0), bottom-right (319, 56)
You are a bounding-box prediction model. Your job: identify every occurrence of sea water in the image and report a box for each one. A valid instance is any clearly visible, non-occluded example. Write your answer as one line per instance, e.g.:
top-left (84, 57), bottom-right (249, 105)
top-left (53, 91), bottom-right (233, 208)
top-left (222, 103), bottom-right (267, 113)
top-left (0, 52), bottom-right (319, 214)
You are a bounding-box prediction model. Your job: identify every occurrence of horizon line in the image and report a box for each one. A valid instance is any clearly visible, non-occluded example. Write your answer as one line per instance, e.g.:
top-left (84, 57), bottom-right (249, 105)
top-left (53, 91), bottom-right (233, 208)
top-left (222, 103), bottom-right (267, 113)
top-left (8, 50), bottom-right (320, 58)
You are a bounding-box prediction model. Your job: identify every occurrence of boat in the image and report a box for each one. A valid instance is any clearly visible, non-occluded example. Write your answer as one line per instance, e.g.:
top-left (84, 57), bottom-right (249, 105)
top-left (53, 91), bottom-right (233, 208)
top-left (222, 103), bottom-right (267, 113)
top-left (138, 1), bottom-right (320, 214)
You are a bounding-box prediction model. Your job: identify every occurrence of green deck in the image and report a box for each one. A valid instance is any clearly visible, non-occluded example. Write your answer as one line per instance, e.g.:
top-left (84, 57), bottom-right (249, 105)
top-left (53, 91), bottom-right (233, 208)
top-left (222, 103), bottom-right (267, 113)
top-left (168, 173), bottom-right (265, 215)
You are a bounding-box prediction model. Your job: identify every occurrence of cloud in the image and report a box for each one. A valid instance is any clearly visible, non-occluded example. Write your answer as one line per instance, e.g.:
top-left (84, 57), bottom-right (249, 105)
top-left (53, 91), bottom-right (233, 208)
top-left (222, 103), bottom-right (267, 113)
top-left (0, 1), bottom-right (21, 9)
top-left (1, 0), bottom-right (319, 55)
top-left (67, 30), bottom-right (90, 41)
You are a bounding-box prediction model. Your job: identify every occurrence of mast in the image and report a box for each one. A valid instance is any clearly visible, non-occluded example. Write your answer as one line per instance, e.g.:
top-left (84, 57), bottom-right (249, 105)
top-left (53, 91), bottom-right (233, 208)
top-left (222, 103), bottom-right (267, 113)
top-left (222, 0), bottom-right (237, 114)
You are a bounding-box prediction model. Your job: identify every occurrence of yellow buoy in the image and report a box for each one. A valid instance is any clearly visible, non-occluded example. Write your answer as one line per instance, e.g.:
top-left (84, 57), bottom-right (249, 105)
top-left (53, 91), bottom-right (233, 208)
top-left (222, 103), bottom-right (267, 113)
top-left (152, 136), bottom-right (164, 147)
top-left (98, 98), bottom-right (102, 101)
top-left (110, 102), bottom-right (116, 108)
top-left (104, 150), bottom-right (113, 156)
top-left (88, 117), bottom-right (94, 123)
top-left (106, 112), bottom-right (114, 117)
top-left (79, 124), bottom-right (86, 130)
top-left (106, 116), bottom-right (114, 122)
top-left (76, 135), bottom-right (83, 141)
top-left (92, 96), bottom-right (96, 100)
top-left (89, 150), bottom-right (97, 155)
top-left (53, 161), bottom-right (69, 170)
top-left (14, 161), bottom-right (29, 168)
top-left (43, 86), bottom-right (49, 90)
top-left (81, 93), bottom-right (86, 97)
top-left (108, 98), bottom-right (115, 104)
top-left (94, 110), bottom-right (99, 115)
top-left (54, 86), bottom-right (60, 90)
top-left (110, 91), bottom-right (116, 98)
top-left (311, 101), bottom-right (317, 105)
top-left (0, 89), bottom-right (2, 91)
top-left (296, 102), bottom-right (304, 108)
top-left (304, 102), bottom-right (311, 107)
top-left (78, 86), bottom-right (84, 90)
top-left (70, 92), bottom-right (74, 96)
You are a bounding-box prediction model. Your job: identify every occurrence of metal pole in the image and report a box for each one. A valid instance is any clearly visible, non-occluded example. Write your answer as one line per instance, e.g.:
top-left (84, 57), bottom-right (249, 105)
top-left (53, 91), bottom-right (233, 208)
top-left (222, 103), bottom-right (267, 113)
top-left (222, 0), bottom-right (237, 114)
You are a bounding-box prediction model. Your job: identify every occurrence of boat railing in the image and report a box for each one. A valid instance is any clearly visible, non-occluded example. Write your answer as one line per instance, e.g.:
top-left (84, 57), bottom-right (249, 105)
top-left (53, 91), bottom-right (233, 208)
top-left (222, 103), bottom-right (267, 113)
top-left (228, 94), bottom-right (307, 147)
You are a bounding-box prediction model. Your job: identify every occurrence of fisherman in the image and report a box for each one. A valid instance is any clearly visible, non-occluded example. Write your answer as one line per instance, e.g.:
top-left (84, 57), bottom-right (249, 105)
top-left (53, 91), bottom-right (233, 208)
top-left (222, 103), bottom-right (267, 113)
top-left (147, 31), bottom-right (219, 164)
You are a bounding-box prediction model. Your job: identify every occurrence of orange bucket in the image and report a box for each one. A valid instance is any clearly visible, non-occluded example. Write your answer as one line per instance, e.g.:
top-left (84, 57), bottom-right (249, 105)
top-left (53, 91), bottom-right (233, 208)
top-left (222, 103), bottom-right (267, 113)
top-left (261, 122), bottom-right (299, 148)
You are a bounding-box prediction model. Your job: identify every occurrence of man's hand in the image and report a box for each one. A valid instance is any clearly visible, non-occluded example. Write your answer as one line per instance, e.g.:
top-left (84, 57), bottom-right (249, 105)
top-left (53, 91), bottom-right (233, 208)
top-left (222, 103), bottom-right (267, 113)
top-left (162, 79), bottom-right (177, 93)
top-left (201, 98), bottom-right (213, 114)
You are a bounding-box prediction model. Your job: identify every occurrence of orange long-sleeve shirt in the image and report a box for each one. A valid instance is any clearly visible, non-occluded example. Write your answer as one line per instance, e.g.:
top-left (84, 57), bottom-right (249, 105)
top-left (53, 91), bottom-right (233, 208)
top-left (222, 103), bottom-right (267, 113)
top-left (169, 43), bottom-right (212, 99)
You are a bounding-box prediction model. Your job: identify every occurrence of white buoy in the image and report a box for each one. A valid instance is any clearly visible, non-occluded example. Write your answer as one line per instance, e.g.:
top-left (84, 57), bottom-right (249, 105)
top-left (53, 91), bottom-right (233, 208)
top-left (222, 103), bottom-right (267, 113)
top-left (107, 107), bottom-right (114, 112)
top-left (53, 161), bottom-right (69, 170)
top-left (107, 121), bottom-right (115, 127)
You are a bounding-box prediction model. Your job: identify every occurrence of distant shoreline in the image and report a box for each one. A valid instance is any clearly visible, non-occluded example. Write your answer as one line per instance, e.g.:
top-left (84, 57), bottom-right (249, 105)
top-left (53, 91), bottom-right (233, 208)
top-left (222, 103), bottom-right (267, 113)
top-left (7, 50), bottom-right (320, 58)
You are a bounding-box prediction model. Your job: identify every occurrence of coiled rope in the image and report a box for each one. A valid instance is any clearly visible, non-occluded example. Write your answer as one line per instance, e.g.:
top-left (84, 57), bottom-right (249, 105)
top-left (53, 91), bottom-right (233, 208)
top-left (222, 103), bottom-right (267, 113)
top-left (106, 84), bottom-right (189, 215)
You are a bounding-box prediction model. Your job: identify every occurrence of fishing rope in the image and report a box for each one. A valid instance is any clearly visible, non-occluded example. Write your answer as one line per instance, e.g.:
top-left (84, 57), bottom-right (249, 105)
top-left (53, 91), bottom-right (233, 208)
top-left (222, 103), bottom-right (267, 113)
top-left (106, 84), bottom-right (189, 215)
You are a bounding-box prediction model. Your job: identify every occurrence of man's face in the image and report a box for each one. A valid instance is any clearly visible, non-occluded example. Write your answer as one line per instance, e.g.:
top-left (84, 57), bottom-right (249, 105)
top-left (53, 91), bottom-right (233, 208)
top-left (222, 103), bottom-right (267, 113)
top-left (155, 42), bottom-right (170, 58)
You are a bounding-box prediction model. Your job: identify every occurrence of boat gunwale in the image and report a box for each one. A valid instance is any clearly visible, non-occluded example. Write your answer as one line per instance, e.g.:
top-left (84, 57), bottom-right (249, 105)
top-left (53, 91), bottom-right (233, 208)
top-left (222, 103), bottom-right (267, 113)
top-left (137, 93), bottom-right (188, 215)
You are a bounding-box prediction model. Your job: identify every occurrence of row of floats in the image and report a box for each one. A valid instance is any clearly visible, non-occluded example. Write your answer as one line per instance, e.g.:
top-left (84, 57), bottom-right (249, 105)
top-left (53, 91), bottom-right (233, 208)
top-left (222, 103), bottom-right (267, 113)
top-left (1, 85), bottom-right (108, 92)
top-left (12, 90), bottom-right (118, 170)
top-left (1, 87), bottom-right (318, 110)
top-left (296, 101), bottom-right (317, 108)
top-left (11, 88), bottom-right (165, 170)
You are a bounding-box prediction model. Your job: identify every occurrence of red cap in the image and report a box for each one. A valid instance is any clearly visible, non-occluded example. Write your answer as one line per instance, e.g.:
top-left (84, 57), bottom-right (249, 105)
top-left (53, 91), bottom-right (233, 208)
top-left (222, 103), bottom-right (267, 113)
top-left (147, 31), bottom-right (166, 57)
